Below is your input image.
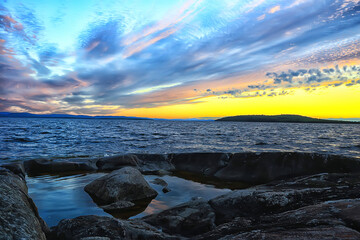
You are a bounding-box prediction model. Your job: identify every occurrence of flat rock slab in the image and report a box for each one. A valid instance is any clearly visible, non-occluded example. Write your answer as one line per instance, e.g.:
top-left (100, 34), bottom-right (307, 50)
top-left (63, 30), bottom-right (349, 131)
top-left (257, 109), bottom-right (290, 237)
top-left (197, 199), bottom-right (360, 240)
top-left (84, 167), bottom-right (157, 205)
top-left (0, 167), bottom-right (48, 240)
top-left (24, 159), bottom-right (95, 175)
top-left (135, 154), bottom-right (175, 173)
top-left (95, 154), bottom-right (138, 171)
top-left (170, 152), bottom-right (230, 176)
top-left (214, 152), bottom-right (360, 183)
top-left (209, 176), bottom-right (360, 224)
top-left (142, 199), bottom-right (216, 237)
top-left (50, 215), bottom-right (182, 240)
top-left (219, 226), bottom-right (360, 240)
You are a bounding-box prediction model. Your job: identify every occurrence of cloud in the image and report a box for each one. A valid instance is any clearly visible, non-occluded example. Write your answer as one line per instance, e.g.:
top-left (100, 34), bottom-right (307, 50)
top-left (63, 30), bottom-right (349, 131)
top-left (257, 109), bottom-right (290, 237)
top-left (268, 5), bottom-right (281, 14)
top-left (1, 0), bottom-right (360, 115)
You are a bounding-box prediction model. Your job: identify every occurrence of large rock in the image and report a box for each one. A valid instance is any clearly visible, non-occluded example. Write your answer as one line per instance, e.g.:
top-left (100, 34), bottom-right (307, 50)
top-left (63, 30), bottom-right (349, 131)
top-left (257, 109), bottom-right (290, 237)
top-left (1, 162), bottom-right (26, 179)
top-left (170, 153), bottom-right (230, 176)
top-left (214, 152), bottom-right (360, 183)
top-left (209, 173), bottom-right (360, 224)
top-left (95, 154), bottom-right (139, 171)
top-left (197, 199), bottom-right (360, 239)
top-left (84, 167), bottom-right (157, 205)
top-left (135, 154), bottom-right (175, 174)
top-left (142, 199), bottom-right (216, 237)
top-left (0, 167), bottom-right (48, 239)
top-left (219, 226), bottom-right (360, 240)
top-left (50, 215), bottom-right (182, 240)
top-left (24, 159), bottom-right (96, 176)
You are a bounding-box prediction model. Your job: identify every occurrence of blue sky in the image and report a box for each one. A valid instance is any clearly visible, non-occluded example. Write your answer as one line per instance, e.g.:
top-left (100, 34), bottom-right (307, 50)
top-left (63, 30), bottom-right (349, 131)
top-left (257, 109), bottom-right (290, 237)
top-left (0, 0), bottom-right (360, 117)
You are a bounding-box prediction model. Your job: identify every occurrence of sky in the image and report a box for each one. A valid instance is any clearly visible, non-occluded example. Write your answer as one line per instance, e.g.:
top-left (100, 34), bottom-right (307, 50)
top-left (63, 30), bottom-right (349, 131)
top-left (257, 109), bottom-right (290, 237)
top-left (0, 0), bottom-right (360, 119)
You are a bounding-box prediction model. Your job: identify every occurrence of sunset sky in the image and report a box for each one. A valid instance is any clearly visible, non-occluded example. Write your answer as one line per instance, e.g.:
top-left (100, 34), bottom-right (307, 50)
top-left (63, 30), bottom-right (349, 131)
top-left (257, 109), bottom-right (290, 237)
top-left (1, 0), bottom-right (360, 119)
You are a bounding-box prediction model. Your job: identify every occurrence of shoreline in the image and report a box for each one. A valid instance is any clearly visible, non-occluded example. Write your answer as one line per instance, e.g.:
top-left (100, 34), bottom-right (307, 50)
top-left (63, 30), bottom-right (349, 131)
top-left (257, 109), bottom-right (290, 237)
top-left (1, 151), bottom-right (360, 239)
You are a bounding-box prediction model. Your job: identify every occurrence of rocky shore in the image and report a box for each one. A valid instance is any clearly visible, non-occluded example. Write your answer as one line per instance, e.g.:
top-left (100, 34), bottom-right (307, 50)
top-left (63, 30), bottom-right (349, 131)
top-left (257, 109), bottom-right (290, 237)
top-left (1, 152), bottom-right (360, 239)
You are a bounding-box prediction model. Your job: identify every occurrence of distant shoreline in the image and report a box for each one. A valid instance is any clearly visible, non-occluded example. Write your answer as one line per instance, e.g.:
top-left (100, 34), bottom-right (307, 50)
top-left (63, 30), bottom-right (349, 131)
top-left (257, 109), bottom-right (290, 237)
top-left (216, 114), bottom-right (360, 124)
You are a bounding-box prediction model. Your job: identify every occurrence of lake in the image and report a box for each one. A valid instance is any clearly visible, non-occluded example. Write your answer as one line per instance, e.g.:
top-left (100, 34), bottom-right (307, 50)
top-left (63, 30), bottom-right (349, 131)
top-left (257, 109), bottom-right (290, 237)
top-left (1, 118), bottom-right (360, 163)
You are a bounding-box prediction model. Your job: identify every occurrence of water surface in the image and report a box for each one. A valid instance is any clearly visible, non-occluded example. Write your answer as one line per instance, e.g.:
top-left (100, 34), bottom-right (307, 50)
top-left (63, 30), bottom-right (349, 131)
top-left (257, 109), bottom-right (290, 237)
top-left (27, 173), bottom-right (231, 226)
top-left (1, 118), bottom-right (360, 163)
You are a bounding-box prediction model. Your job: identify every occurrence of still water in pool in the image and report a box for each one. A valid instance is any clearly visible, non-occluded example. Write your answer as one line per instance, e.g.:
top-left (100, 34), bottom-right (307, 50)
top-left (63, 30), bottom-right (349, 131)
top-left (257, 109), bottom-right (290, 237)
top-left (27, 173), bottom-right (232, 227)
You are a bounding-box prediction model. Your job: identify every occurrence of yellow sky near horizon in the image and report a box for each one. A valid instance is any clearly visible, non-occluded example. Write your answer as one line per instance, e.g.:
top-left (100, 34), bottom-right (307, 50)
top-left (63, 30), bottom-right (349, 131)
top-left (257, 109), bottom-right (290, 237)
top-left (114, 82), bottom-right (360, 119)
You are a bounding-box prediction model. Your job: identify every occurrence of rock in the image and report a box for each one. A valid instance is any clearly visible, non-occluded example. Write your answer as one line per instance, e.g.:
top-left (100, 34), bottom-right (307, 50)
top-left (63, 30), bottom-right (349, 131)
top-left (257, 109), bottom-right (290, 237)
top-left (196, 199), bottom-right (360, 240)
top-left (209, 173), bottom-right (360, 224)
top-left (162, 186), bottom-right (171, 193)
top-left (170, 152), bottom-right (230, 176)
top-left (50, 215), bottom-right (181, 240)
top-left (135, 154), bottom-right (175, 173)
top-left (219, 226), bottom-right (360, 240)
top-left (0, 167), bottom-right (48, 239)
top-left (100, 200), bottom-right (135, 212)
top-left (214, 152), bottom-right (360, 184)
top-left (24, 159), bottom-right (96, 176)
top-left (1, 162), bottom-right (26, 179)
top-left (151, 178), bottom-right (168, 187)
top-left (95, 154), bottom-right (139, 171)
top-left (84, 167), bottom-right (157, 205)
top-left (142, 199), bottom-right (216, 237)
top-left (151, 178), bottom-right (171, 193)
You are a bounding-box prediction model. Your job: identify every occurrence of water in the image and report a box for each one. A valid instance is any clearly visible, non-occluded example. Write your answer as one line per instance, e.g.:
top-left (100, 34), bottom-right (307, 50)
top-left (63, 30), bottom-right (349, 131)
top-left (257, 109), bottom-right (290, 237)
top-left (27, 173), bottom-right (231, 226)
top-left (1, 118), bottom-right (360, 163)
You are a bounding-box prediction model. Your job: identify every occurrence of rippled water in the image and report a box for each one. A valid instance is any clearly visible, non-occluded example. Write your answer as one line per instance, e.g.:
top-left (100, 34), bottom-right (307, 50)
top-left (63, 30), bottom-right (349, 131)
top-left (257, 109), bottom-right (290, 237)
top-left (1, 118), bottom-right (360, 163)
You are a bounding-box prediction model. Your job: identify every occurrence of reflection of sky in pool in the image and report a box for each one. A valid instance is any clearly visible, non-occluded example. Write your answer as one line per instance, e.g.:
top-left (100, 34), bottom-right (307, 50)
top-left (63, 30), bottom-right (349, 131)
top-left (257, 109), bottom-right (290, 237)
top-left (27, 173), bottom-right (231, 227)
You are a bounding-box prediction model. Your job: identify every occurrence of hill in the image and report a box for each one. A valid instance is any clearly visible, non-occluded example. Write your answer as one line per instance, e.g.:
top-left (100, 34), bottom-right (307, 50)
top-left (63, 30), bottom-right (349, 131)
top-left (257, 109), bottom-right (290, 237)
top-left (0, 112), bottom-right (150, 120)
top-left (216, 114), bottom-right (358, 124)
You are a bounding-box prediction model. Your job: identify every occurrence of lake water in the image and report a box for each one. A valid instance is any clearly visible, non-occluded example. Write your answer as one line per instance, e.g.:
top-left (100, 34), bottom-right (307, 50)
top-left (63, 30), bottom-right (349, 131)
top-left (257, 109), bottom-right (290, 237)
top-left (1, 118), bottom-right (360, 163)
top-left (27, 173), bottom-right (231, 226)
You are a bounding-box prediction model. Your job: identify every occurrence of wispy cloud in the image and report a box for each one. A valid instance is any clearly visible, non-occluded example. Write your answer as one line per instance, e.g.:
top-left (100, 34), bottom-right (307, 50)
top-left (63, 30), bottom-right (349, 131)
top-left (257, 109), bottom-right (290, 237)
top-left (1, 0), bottom-right (360, 115)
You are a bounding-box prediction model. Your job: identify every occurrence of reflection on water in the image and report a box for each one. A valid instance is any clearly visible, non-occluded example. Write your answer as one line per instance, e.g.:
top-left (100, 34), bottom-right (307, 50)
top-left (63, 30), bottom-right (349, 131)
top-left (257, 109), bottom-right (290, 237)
top-left (27, 172), bottom-right (232, 227)
top-left (27, 173), bottom-right (110, 227)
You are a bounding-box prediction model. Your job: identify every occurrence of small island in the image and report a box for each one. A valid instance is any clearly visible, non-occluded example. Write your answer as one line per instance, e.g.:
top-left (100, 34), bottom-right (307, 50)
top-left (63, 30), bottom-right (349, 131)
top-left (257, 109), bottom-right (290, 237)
top-left (216, 114), bottom-right (358, 124)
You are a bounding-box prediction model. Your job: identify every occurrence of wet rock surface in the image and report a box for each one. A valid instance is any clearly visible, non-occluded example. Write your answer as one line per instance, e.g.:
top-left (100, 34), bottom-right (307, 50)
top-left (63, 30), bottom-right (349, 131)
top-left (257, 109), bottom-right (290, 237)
top-left (209, 173), bottom-right (360, 224)
top-left (0, 167), bottom-right (48, 240)
top-left (151, 177), bottom-right (171, 193)
top-left (142, 199), bottom-right (216, 237)
top-left (170, 152), bottom-right (230, 176)
top-left (196, 199), bottom-right (360, 240)
top-left (3, 152), bottom-right (360, 239)
top-left (214, 152), bottom-right (360, 183)
top-left (135, 154), bottom-right (175, 174)
top-left (50, 215), bottom-right (181, 240)
top-left (100, 201), bottom-right (135, 212)
top-left (95, 154), bottom-right (138, 171)
top-left (84, 167), bottom-right (158, 206)
top-left (24, 159), bottom-right (96, 176)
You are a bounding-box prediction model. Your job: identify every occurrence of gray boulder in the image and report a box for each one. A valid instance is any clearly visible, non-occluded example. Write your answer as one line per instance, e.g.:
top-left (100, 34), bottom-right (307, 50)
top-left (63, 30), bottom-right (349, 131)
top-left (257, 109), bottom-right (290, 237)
top-left (0, 167), bottom-right (48, 239)
top-left (50, 215), bottom-right (182, 240)
top-left (84, 167), bottom-right (157, 205)
top-left (142, 199), bottom-right (216, 237)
